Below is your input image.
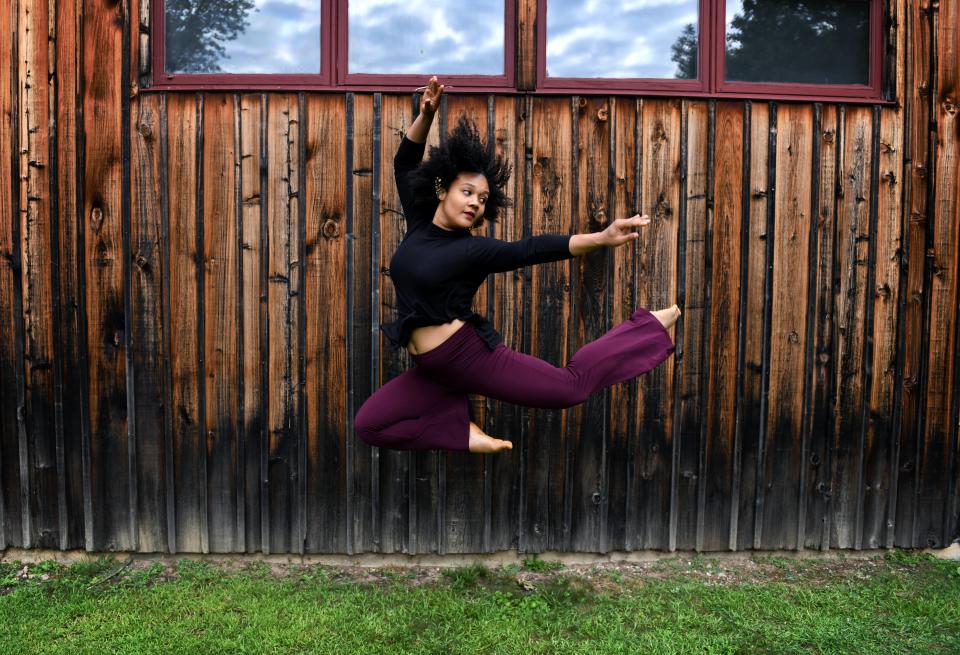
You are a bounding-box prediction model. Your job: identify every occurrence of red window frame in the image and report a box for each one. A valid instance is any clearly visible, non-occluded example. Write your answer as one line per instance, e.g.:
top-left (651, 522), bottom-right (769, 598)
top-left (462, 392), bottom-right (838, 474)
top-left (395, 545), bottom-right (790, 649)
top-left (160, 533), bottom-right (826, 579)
top-left (150, 0), bottom-right (516, 92)
top-left (536, 0), bottom-right (887, 103)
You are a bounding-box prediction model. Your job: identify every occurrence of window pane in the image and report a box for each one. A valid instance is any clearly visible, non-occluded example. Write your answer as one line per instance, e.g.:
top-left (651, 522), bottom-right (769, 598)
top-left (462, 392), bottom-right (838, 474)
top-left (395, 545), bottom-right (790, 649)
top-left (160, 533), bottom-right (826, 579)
top-left (349, 0), bottom-right (504, 75)
top-left (546, 0), bottom-right (699, 79)
top-left (725, 0), bottom-right (870, 84)
top-left (165, 0), bottom-right (321, 74)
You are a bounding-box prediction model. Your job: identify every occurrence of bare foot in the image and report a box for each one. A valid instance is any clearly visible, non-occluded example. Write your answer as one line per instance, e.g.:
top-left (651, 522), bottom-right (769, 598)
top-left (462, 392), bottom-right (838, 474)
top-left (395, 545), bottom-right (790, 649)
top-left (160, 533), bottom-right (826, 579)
top-left (651, 305), bottom-right (681, 329)
top-left (468, 421), bottom-right (513, 454)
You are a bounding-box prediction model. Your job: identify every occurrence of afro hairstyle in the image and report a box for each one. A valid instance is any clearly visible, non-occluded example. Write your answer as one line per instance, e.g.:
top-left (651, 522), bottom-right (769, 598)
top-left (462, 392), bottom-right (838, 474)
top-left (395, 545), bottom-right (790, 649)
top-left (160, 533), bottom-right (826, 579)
top-left (406, 115), bottom-right (513, 226)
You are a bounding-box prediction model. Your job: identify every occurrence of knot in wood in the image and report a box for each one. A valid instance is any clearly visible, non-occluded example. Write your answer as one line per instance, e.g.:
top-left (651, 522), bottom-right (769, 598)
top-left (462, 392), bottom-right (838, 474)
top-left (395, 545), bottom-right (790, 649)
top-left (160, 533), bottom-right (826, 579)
top-left (596, 106), bottom-right (609, 122)
top-left (137, 122), bottom-right (153, 139)
top-left (90, 206), bottom-right (104, 232)
top-left (943, 99), bottom-right (958, 115)
top-left (322, 219), bottom-right (340, 239)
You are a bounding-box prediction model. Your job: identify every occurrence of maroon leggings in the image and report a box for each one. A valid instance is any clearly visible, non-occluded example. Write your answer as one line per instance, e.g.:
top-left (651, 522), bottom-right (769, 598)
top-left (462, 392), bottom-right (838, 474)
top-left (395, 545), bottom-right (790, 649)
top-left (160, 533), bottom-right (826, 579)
top-left (354, 308), bottom-right (675, 451)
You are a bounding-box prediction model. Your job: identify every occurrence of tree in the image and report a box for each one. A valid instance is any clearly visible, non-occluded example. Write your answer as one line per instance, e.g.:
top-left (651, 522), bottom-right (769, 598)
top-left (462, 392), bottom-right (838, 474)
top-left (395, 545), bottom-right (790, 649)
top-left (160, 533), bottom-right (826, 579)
top-left (165, 0), bottom-right (257, 74)
top-left (670, 23), bottom-right (698, 80)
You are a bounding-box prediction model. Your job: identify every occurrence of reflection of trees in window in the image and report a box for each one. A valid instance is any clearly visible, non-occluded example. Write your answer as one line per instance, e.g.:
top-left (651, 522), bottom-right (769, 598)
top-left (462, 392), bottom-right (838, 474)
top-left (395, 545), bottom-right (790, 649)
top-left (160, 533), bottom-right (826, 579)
top-left (166, 0), bottom-right (256, 73)
top-left (670, 23), bottom-right (697, 80)
top-left (725, 0), bottom-right (869, 84)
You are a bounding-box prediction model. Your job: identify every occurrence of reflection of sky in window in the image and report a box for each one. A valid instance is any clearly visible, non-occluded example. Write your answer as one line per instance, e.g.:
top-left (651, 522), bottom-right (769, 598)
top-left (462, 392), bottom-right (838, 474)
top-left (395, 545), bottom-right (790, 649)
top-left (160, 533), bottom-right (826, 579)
top-left (218, 0), bottom-right (321, 73)
top-left (547, 0), bottom-right (698, 79)
top-left (348, 0), bottom-right (504, 74)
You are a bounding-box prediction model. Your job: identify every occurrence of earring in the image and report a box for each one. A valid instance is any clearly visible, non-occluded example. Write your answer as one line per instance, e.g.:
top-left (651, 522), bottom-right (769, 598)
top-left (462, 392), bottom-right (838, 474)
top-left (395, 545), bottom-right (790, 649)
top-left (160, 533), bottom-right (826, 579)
top-left (434, 177), bottom-right (444, 198)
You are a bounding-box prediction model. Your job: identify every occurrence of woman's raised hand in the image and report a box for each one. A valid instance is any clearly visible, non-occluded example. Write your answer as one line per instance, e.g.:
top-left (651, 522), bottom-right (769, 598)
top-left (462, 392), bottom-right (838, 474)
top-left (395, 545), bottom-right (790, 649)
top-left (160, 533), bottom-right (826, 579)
top-left (602, 214), bottom-right (651, 248)
top-left (419, 76), bottom-right (444, 117)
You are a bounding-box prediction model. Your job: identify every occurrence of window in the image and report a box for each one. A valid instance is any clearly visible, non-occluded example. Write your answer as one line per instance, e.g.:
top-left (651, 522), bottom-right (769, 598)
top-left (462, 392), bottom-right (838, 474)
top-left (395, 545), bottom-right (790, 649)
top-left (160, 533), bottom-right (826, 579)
top-left (538, 0), bottom-right (884, 101)
top-left (151, 0), bottom-right (886, 102)
top-left (153, 0), bottom-right (515, 90)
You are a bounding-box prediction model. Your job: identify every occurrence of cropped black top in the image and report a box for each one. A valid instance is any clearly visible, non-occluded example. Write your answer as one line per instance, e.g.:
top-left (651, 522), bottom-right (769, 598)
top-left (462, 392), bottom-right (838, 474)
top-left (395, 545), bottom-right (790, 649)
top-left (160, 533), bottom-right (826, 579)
top-left (381, 136), bottom-right (574, 351)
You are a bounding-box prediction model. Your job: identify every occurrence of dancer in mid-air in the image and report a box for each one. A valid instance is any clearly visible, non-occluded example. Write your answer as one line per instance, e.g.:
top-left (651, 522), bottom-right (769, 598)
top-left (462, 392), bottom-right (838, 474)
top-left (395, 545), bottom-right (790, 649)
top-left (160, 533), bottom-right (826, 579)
top-left (355, 77), bottom-right (679, 454)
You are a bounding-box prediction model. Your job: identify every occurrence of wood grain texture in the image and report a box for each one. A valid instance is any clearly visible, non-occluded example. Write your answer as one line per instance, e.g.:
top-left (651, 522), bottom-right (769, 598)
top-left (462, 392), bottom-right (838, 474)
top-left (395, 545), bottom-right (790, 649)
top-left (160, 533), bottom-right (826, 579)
top-left (238, 93), bottom-right (263, 553)
top-left (348, 93), bottom-right (375, 554)
top-left (633, 99), bottom-right (681, 550)
top-left (130, 93), bottom-right (168, 553)
top-left (265, 94), bottom-right (301, 554)
top-left (376, 93), bottom-right (414, 554)
top-left (737, 102), bottom-right (769, 551)
top-left (675, 100), bottom-right (708, 551)
top-left (304, 94), bottom-right (348, 553)
top-left (0, 0), bottom-right (19, 549)
top-left (19, 0), bottom-right (59, 549)
top-left (762, 103), bottom-right (813, 550)
top-left (516, 0), bottom-right (537, 91)
top-left (917, 0), bottom-right (959, 548)
top-left (609, 97), bottom-right (639, 552)
top-left (524, 96), bottom-right (573, 553)
top-left (83, 0), bottom-right (130, 551)
top-left (805, 105), bottom-right (839, 550)
top-left (54, 0), bottom-right (87, 551)
top-left (568, 95), bottom-right (611, 552)
top-left (702, 101), bottom-right (744, 552)
top-left (202, 94), bottom-right (240, 552)
top-left (830, 106), bottom-right (874, 549)
top-left (895, 0), bottom-right (935, 548)
top-left (166, 94), bottom-right (203, 553)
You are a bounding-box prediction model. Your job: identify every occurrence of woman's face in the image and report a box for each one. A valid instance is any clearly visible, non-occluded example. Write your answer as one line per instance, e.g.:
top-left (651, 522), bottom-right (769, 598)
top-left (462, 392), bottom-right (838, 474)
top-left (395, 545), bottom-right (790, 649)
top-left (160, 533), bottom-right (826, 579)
top-left (434, 172), bottom-right (490, 231)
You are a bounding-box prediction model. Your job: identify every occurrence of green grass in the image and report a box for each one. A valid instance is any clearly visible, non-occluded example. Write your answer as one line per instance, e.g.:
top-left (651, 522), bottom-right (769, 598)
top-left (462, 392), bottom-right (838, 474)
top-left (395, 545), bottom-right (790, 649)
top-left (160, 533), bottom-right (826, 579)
top-left (1, 552), bottom-right (958, 654)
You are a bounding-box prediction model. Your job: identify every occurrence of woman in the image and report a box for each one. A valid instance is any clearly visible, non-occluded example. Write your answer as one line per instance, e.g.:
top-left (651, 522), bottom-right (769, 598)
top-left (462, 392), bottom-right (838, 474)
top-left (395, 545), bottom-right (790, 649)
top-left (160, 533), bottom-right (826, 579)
top-left (354, 77), bottom-right (680, 454)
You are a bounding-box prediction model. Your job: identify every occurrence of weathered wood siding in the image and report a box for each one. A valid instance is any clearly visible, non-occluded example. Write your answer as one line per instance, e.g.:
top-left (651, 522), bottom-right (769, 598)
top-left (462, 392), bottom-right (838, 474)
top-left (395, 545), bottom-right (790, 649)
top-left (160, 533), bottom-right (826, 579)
top-left (0, 0), bottom-right (957, 554)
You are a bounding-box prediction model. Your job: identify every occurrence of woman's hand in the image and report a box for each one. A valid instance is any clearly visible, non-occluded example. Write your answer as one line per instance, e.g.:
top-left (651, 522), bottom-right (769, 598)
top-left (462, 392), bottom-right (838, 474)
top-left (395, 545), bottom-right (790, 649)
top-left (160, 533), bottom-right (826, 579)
top-left (600, 214), bottom-right (651, 248)
top-left (419, 76), bottom-right (445, 117)
top-left (568, 214), bottom-right (650, 256)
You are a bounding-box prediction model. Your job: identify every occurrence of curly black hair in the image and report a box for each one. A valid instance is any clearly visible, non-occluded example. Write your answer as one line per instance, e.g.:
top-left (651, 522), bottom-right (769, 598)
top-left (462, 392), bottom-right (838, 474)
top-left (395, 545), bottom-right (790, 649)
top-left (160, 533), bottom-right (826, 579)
top-left (407, 116), bottom-right (513, 226)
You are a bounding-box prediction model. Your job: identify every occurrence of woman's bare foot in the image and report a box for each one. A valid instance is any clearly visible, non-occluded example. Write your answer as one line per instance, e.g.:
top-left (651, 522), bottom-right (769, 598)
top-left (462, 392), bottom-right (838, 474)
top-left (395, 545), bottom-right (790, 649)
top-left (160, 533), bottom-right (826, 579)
top-left (468, 421), bottom-right (513, 454)
top-left (651, 305), bottom-right (681, 329)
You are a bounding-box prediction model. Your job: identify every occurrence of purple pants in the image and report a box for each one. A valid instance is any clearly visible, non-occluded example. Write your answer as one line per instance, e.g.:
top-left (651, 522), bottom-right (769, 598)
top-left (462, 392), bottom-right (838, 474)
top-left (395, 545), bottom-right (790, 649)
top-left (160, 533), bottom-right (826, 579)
top-left (354, 308), bottom-right (675, 451)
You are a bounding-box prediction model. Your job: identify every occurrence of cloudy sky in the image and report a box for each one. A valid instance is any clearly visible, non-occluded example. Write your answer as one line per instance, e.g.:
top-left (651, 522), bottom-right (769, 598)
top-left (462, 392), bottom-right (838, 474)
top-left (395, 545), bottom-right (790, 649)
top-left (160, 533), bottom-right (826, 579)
top-left (178, 0), bottom-right (703, 79)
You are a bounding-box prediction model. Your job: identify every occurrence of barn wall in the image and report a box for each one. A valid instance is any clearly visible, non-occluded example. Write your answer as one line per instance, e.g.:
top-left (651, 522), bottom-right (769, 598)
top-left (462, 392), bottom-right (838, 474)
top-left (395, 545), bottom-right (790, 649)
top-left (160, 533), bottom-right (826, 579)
top-left (0, 0), bottom-right (957, 554)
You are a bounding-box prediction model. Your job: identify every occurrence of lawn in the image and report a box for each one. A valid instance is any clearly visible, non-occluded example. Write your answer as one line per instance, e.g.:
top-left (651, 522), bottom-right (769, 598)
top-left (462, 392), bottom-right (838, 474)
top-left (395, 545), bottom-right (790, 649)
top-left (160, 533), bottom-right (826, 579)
top-left (1, 550), bottom-right (957, 654)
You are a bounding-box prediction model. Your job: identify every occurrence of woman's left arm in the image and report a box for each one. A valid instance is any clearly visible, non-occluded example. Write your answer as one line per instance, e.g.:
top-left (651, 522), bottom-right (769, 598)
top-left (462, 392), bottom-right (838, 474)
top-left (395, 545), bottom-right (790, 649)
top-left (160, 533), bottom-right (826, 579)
top-left (568, 214), bottom-right (651, 256)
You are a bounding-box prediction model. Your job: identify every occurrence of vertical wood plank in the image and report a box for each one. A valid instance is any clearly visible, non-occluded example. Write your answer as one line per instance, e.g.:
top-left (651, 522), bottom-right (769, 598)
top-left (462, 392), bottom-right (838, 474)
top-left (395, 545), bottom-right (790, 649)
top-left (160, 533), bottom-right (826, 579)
top-left (862, 105), bottom-right (903, 549)
top-left (568, 95), bottom-right (610, 552)
top-left (633, 99), bottom-right (680, 550)
top-left (675, 100), bottom-right (709, 551)
top-left (54, 0), bottom-right (87, 550)
top-left (130, 93), bottom-right (168, 552)
top-left (348, 93), bottom-right (375, 553)
top-left (701, 101), bottom-right (743, 552)
top-left (487, 95), bottom-right (524, 553)
top-left (20, 0), bottom-right (59, 549)
top-left (239, 93), bottom-right (263, 553)
top-left (166, 93), bottom-right (203, 553)
top-left (895, 0), bottom-right (934, 549)
top-left (805, 105), bottom-right (839, 550)
top-left (0, 0), bottom-right (20, 549)
top-left (918, 0), bottom-right (960, 548)
top-left (304, 94), bottom-right (348, 553)
top-left (608, 97), bottom-right (639, 552)
top-left (265, 94), bottom-right (301, 554)
top-left (202, 93), bottom-right (239, 552)
top-left (761, 103), bottom-right (813, 550)
top-left (377, 93), bottom-right (413, 554)
top-left (516, 0), bottom-right (537, 91)
top-left (443, 94), bottom-right (489, 554)
top-left (737, 101), bottom-right (769, 551)
top-left (525, 96), bottom-right (573, 552)
top-left (830, 106), bottom-right (874, 549)
top-left (83, 0), bottom-right (131, 551)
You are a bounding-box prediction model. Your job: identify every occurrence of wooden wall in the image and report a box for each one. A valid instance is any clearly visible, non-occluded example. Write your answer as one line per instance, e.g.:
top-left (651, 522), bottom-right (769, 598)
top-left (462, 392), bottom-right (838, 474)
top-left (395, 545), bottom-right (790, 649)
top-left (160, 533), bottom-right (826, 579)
top-left (0, 0), bottom-right (957, 554)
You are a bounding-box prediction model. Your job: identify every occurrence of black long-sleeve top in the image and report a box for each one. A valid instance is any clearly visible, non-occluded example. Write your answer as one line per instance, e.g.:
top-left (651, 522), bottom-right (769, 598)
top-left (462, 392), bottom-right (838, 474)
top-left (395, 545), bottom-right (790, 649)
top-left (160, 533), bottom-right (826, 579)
top-left (382, 136), bottom-right (574, 351)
